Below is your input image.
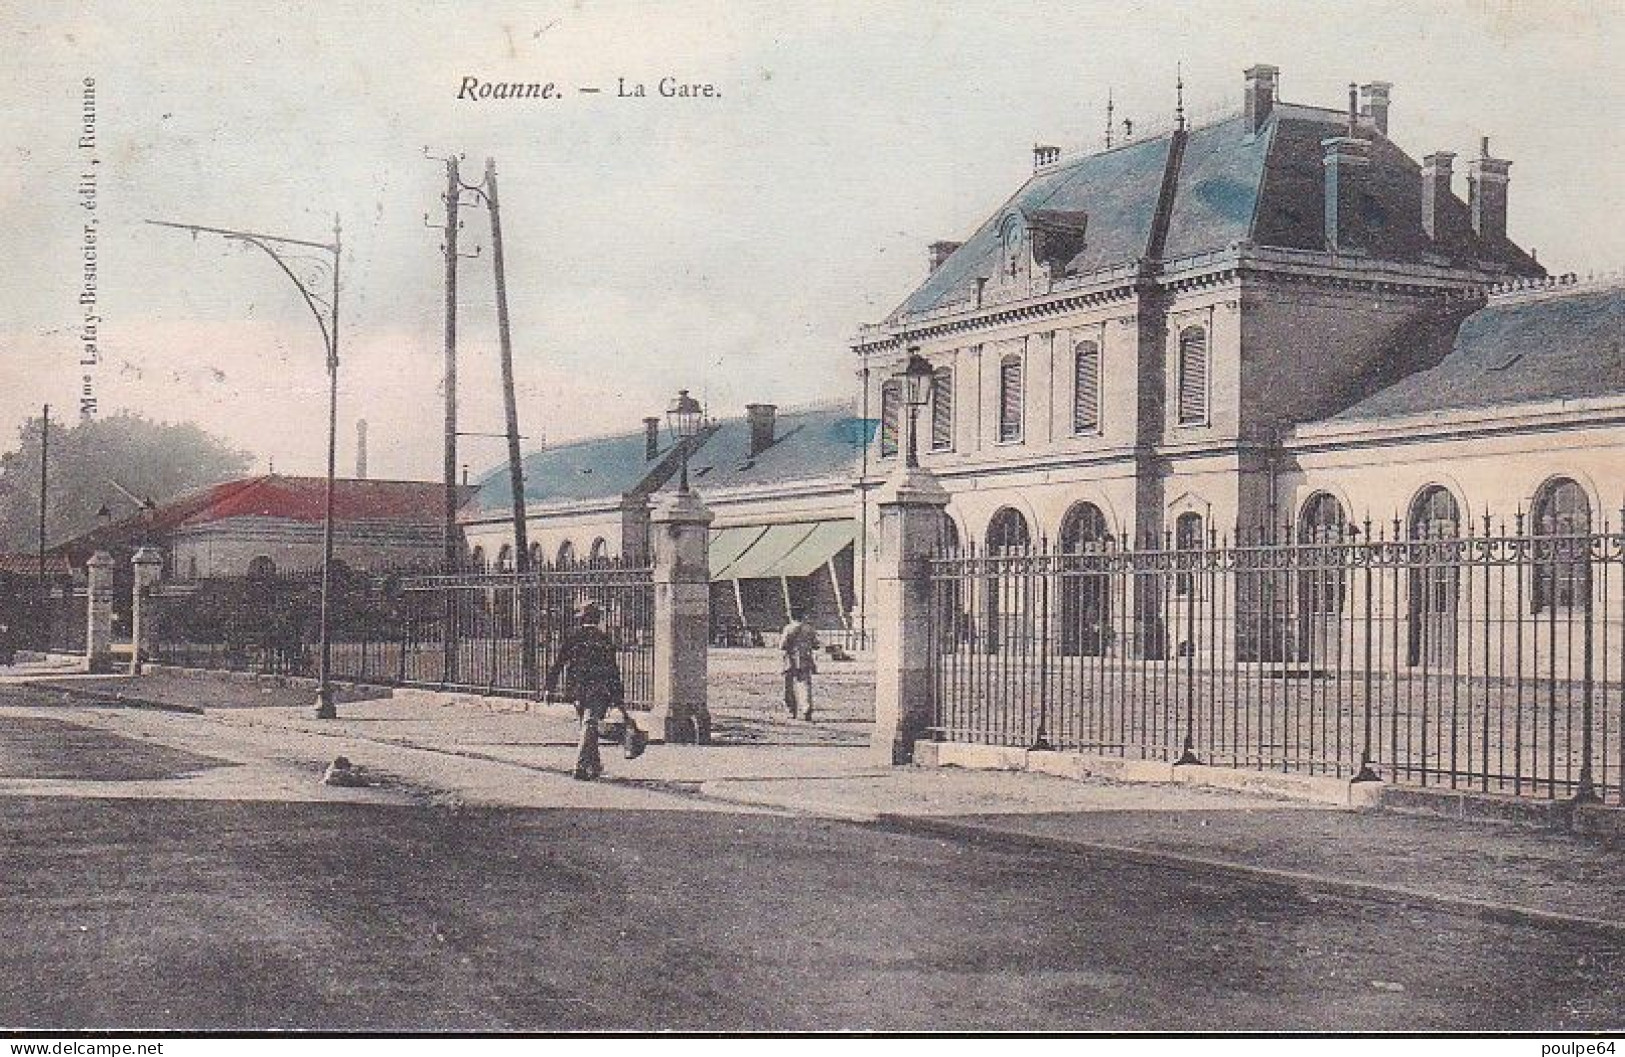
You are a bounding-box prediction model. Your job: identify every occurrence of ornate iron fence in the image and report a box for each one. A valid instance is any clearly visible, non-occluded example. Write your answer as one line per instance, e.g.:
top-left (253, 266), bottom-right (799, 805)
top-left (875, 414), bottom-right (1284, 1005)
top-left (150, 559), bottom-right (655, 704)
top-left (928, 523), bottom-right (1625, 804)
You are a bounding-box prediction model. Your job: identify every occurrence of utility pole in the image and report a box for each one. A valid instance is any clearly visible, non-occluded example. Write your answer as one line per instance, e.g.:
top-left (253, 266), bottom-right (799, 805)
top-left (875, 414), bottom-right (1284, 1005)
top-left (37, 404), bottom-right (48, 649)
top-left (484, 157), bottom-right (537, 688)
top-left (440, 157), bottom-right (462, 570)
top-left (315, 214), bottom-right (342, 720)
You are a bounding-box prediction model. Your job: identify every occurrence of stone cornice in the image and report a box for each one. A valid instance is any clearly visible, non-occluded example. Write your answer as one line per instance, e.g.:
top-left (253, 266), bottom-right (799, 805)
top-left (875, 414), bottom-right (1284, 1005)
top-left (854, 244), bottom-right (1517, 354)
top-left (1288, 394), bottom-right (1625, 452)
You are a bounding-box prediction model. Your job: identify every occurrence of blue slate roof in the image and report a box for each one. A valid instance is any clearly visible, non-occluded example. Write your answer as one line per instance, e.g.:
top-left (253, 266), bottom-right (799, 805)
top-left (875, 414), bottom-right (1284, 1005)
top-left (470, 404), bottom-right (875, 513)
top-left (1329, 283), bottom-right (1625, 421)
top-left (663, 403), bottom-right (873, 495)
top-left (894, 105), bottom-right (1540, 318)
top-left (471, 430), bottom-right (677, 512)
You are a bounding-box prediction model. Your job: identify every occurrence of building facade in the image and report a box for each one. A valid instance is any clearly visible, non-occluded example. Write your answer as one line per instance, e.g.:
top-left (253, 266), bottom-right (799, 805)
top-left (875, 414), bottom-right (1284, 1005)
top-left (852, 65), bottom-right (1544, 569)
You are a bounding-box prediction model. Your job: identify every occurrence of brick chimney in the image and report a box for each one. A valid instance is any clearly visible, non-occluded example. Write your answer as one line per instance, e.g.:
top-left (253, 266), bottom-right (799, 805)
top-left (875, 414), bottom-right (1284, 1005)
top-left (1467, 136), bottom-right (1511, 242)
top-left (1359, 82), bottom-right (1392, 135)
top-left (928, 240), bottom-right (962, 274)
top-left (1421, 151), bottom-right (1455, 241)
top-left (643, 416), bottom-right (661, 461)
top-left (1244, 64), bottom-right (1279, 135)
top-left (354, 419), bottom-right (368, 479)
top-left (1322, 133), bottom-right (1371, 253)
top-left (746, 403), bottom-right (777, 457)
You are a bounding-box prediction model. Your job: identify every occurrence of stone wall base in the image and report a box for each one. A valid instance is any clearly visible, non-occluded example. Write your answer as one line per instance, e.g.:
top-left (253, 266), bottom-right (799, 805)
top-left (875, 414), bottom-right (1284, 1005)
top-left (914, 739), bottom-right (1625, 833)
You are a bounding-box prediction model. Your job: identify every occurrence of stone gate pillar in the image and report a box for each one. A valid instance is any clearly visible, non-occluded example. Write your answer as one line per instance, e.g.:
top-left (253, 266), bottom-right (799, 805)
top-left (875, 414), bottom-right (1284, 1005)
top-left (650, 489), bottom-right (713, 744)
top-left (129, 546), bottom-right (164, 675)
top-left (870, 464), bottom-right (949, 765)
top-left (85, 550), bottom-right (115, 674)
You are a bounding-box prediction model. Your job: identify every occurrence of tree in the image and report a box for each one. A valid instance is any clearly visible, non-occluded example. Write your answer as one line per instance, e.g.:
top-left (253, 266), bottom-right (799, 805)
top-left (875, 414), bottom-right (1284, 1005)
top-left (0, 413), bottom-right (252, 552)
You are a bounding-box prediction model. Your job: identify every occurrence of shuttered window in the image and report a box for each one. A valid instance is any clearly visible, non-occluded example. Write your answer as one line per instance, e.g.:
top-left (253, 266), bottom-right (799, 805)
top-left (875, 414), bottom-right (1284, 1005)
top-left (878, 381), bottom-right (900, 458)
top-left (931, 366), bottom-right (954, 451)
top-left (1177, 326), bottom-right (1208, 425)
top-left (998, 355), bottom-right (1023, 442)
top-left (1073, 340), bottom-right (1101, 434)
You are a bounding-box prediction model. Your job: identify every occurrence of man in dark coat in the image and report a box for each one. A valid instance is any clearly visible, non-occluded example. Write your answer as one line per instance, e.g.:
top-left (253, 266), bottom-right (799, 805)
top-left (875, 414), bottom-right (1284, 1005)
top-left (779, 609), bottom-right (819, 721)
top-left (545, 602), bottom-right (647, 781)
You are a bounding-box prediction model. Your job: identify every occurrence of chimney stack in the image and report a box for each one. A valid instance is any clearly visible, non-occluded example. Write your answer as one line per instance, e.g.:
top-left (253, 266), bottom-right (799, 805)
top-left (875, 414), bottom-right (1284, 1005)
top-left (1359, 81), bottom-right (1392, 135)
top-left (1032, 143), bottom-right (1060, 171)
top-left (1467, 136), bottom-right (1511, 242)
top-left (745, 403), bottom-right (777, 458)
top-left (355, 419), bottom-right (368, 479)
top-left (1421, 151), bottom-right (1455, 241)
top-left (1244, 64), bottom-right (1279, 135)
top-left (643, 416), bottom-right (661, 461)
top-left (928, 240), bottom-right (963, 274)
top-left (1322, 134), bottom-right (1371, 253)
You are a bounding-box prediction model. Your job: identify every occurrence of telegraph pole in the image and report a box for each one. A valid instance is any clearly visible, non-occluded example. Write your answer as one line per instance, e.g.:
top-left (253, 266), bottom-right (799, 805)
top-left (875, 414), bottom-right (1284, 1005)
top-left (440, 157), bottom-right (463, 569)
top-left (485, 158), bottom-right (530, 574)
top-left (37, 404), bottom-right (48, 648)
top-left (484, 157), bottom-right (537, 687)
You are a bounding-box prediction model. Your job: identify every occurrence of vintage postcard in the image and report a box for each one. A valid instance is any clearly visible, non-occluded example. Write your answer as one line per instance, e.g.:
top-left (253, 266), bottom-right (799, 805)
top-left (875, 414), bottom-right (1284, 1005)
top-left (2, 0), bottom-right (1623, 1042)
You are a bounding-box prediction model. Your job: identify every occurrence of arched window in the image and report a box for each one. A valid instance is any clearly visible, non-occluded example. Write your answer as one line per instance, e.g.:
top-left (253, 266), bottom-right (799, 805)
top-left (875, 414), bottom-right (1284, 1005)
top-left (937, 513), bottom-right (962, 552)
top-left (247, 555), bottom-right (276, 579)
top-left (469, 546), bottom-right (486, 571)
top-left (1176, 326), bottom-right (1209, 426)
top-left (1299, 492), bottom-right (1348, 543)
top-left (998, 355), bottom-right (1024, 442)
top-left (1175, 512), bottom-right (1204, 596)
top-left (1059, 502), bottom-right (1109, 552)
top-left (186, 556), bottom-right (199, 580)
top-left (1299, 493), bottom-right (1349, 627)
top-left (930, 366), bottom-right (954, 451)
top-left (1533, 477), bottom-right (1592, 612)
top-left (528, 541), bottom-right (543, 569)
top-left (589, 538), bottom-right (609, 564)
top-left (1073, 340), bottom-right (1102, 434)
top-left (1407, 486), bottom-right (1461, 668)
top-left (986, 507), bottom-right (1031, 553)
top-left (556, 541), bottom-right (576, 567)
top-left (496, 544), bottom-right (514, 572)
top-left (878, 380), bottom-right (900, 458)
top-left (1409, 486), bottom-right (1460, 539)
top-left (1058, 503), bottom-right (1111, 656)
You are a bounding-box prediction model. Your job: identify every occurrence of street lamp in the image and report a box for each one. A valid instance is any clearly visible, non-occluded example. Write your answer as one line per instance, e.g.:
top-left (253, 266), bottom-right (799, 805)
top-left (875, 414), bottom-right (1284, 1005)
top-left (899, 348), bottom-right (934, 469)
top-left (666, 389), bottom-right (704, 493)
top-left (147, 216), bottom-right (343, 720)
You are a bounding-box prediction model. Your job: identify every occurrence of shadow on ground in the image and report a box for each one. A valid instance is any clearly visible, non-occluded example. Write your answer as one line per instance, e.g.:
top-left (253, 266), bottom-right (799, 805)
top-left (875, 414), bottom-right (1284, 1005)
top-left (0, 796), bottom-right (1618, 1032)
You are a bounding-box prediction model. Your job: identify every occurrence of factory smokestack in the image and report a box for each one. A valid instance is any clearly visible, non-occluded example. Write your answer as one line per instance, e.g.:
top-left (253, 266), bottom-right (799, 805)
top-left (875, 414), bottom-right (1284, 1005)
top-left (355, 419), bottom-right (369, 480)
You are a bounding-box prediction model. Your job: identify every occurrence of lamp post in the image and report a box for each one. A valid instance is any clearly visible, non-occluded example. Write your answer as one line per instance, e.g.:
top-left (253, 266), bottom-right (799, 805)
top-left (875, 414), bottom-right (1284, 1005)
top-left (666, 389), bottom-right (704, 493)
top-left (900, 348), bottom-right (934, 469)
top-left (147, 216), bottom-right (343, 719)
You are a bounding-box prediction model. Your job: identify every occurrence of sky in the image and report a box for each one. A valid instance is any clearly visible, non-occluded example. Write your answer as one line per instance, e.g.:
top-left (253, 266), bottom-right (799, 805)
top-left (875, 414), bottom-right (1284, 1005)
top-left (3, 0), bottom-right (1623, 483)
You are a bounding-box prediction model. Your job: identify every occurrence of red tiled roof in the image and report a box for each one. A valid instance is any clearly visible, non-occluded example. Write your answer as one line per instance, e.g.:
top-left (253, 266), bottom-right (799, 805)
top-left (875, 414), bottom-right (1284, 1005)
top-left (178, 476), bottom-right (470, 525)
top-left (0, 554), bottom-right (73, 577)
top-left (51, 475), bottom-right (472, 557)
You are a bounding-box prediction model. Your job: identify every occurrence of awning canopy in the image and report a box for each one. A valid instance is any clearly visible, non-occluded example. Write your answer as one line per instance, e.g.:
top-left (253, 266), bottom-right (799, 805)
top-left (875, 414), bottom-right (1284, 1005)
top-left (710, 520), bottom-right (856, 582)
top-left (708, 526), bottom-right (767, 574)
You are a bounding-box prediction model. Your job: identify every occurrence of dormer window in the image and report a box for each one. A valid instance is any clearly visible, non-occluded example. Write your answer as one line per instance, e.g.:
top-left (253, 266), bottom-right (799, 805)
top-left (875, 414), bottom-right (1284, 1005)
top-left (999, 214), bottom-right (1025, 278)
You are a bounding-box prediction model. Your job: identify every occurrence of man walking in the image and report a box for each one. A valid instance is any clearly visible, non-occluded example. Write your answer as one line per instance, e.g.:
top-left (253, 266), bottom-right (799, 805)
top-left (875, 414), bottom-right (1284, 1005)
top-left (545, 602), bottom-right (648, 781)
top-left (780, 609), bottom-right (819, 721)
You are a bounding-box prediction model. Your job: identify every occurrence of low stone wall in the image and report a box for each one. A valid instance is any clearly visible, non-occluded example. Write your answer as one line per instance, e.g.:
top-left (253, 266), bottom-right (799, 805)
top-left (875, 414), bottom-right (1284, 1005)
top-left (912, 738), bottom-right (1625, 835)
top-left (140, 663), bottom-right (393, 705)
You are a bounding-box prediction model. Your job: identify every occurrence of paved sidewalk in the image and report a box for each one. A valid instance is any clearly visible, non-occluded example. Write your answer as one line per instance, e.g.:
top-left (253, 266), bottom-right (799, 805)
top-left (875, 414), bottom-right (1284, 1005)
top-left (7, 665), bottom-right (1625, 935)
